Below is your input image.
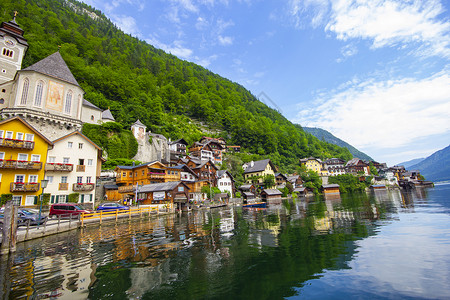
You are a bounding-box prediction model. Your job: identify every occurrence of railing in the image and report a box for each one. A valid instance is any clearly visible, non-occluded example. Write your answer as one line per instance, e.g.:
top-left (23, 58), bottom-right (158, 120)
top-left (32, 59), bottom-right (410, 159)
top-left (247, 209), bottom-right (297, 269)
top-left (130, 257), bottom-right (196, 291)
top-left (0, 159), bottom-right (42, 170)
top-left (72, 183), bottom-right (95, 191)
top-left (10, 182), bottom-right (40, 192)
top-left (76, 165), bottom-right (86, 172)
top-left (59, 183), bottom-right (69, 190)
top-left (45, 163), bottom-right (73, 172)
top-left (118, 185), bottom-right (135, 193)
top-left (148, 173), bottom-right (165, 179)
top-left (0, 138), bottom-right (34, 150)
top-left (80, 205), bottom-right (171, 226)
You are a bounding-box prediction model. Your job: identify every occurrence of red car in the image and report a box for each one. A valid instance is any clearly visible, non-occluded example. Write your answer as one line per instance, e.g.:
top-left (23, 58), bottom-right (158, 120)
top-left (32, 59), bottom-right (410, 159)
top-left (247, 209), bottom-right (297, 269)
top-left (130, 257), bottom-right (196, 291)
top-left (49, 203), bottom-right (90, 218)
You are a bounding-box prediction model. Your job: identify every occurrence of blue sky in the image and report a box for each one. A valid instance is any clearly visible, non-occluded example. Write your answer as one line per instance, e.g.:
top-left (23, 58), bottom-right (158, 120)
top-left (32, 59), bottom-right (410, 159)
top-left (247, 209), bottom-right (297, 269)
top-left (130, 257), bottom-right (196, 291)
top-left (81, 0), bottom-right (450, 166)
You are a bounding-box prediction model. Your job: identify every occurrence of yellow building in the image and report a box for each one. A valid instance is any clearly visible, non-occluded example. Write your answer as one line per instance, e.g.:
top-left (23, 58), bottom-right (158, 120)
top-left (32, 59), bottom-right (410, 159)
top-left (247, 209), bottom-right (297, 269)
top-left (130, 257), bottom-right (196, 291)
top-left (299, 157), bottom-right (328, 176)
top-left (0, 116), bottom-right (53, 206)
top-left (243, 159), bottom-right (277, 185)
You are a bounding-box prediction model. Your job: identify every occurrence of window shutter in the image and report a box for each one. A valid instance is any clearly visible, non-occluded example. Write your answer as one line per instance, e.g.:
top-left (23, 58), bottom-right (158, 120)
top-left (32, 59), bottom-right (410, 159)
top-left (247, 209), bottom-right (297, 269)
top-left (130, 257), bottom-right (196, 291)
top-left (81, 194), bottom-right (84, 203)
top-left (56, 195), bottom-right (59, 203)
top-left (51, 195), bottom-right (55, 204)
top-left (34, 196), bottom-right (38, 205)
top-left (90, 194), bottom-right (93, 202)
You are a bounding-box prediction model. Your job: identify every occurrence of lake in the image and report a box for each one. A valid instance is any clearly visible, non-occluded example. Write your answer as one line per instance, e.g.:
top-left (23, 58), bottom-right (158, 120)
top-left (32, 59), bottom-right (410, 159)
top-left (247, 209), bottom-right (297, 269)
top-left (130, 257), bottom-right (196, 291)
top-left (1, 184), bottom-right (449, 299)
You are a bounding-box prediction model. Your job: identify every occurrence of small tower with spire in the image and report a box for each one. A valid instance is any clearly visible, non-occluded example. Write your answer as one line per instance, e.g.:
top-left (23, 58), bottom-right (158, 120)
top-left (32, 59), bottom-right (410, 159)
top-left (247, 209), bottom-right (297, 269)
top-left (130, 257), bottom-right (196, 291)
top-left (0, 11), bottom-right (29, 84)
top-left (131, 119), bottom-right (147, 142)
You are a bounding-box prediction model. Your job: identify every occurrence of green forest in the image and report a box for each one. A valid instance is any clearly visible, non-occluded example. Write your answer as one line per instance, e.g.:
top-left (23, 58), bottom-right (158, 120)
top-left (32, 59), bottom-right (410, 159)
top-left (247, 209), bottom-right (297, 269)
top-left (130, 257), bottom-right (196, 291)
top-left (1, 0), bottom-right (353, 172)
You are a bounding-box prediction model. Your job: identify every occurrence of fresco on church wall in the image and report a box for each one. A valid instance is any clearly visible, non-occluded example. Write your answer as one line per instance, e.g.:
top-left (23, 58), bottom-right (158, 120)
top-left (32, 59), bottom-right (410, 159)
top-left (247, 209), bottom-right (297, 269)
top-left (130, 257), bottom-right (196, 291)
top-left (46, 80), bottom-right (64, 112)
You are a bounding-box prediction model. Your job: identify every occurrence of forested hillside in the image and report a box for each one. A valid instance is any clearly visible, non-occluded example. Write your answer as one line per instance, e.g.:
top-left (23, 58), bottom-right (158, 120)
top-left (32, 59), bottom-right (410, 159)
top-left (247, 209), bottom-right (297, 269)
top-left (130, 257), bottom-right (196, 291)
top-left (1, 0), bottom-right (353, 171)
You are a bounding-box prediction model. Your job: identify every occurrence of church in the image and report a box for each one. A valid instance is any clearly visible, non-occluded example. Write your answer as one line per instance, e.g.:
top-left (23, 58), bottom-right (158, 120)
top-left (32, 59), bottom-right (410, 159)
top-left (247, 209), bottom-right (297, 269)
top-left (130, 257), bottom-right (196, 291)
top-left (0, 14), bottom-right (114, 141)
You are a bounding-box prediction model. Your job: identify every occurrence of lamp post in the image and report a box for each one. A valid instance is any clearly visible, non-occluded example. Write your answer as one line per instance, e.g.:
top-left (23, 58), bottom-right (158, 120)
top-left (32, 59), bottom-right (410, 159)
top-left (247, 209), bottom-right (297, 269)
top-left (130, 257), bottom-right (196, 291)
top-left (38, 179), bottom-right (49, 229)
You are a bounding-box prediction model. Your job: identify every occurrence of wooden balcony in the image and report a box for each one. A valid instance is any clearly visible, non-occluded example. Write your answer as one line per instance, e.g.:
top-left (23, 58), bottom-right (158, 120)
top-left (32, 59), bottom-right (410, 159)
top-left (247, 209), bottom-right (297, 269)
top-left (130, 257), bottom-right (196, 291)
top-left (59, 183), bottom-right (69, 190)
top-left (118, 185), bottom-right (135, 193)
top-left (148, 172), bottom-right (166, 179)
top-left (0, 159), bottom-right (42, 170)
top-left (76, 165), bottom-right (86, 172)
top-left (72, 183), bottom-right (95, 192)
top-left (0, 138), bottom-right (34, 150)
top-left (10, 182), bottom-right (40, 192)
top-left (45, 163), bottom-right (74, 172)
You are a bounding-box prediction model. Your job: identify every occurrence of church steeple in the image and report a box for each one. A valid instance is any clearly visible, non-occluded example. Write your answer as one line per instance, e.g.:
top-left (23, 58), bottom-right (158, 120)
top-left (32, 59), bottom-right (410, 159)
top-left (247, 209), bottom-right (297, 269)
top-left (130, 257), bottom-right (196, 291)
top-left (0, 12), bottom-right (29, 84)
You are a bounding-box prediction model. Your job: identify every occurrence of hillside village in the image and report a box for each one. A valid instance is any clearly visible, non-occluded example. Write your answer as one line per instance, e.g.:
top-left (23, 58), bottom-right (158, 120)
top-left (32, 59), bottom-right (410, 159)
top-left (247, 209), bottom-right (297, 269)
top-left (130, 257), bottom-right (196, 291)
top-left (0, 16), bottom-right (432, 211)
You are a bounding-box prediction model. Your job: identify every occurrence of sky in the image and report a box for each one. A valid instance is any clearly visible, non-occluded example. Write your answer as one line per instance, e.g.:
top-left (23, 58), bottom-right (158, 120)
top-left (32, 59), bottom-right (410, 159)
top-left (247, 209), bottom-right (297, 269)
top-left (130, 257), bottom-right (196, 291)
top-left (80, 0), bottom-right (450, 166)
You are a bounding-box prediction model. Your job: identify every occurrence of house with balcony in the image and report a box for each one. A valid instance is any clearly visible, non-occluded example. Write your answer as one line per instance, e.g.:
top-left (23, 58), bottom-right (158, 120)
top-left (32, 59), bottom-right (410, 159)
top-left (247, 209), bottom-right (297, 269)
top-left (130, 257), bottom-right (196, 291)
top-left (324, 158), bottom-right (346, 176)
top-left (168, 138), bottom-right (188, 164)
top-left (300, 157), bottom-right (328, 176)
top-left (242, 159), bottom-right (277, 185)
top-left (345, 158), bottom-right (370, 176)
top-left (0, 116), bottom-right (53, 206)
top-left (44, 131), bottom-right (104, 205)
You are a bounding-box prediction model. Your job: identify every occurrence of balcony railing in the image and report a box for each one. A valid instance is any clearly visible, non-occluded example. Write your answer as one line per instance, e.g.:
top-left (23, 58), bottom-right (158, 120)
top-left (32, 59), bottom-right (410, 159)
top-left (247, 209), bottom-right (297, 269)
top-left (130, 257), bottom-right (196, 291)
top-left (45, 163), bottom-right (74, 172)
top-left (59, 183), bottom-right (69, 190)
top-left (0, 138), bottom-right (34, 150)
top-left (0, 159), bottom-right (42, 170)
top-left (10, 182), bottom-right (40, 192)
top-left (76, 165), bottom-right (86, 172)
top-left (148, 172), bottom-right (166, 179)
top-left (118, 185), bottom-right (135, 193)
top-left (72, 183), bottom-right (95, 192)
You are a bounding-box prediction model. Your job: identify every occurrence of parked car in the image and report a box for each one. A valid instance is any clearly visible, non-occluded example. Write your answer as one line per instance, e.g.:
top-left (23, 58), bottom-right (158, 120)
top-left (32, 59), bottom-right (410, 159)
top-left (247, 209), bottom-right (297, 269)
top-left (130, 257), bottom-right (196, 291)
top-left (96, 202), bottom-right (130, 211)
top-left (0, 209), bottom-right (47, 227)
top-left (49, 203), bottom-right (91, 218)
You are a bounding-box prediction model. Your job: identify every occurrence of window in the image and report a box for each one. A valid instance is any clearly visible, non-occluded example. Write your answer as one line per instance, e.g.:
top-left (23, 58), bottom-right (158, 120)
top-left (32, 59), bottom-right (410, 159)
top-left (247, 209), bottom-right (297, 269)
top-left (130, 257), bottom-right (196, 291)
top-left (20, 78), bottom-right (29, 105)
top-left (34, 81), bottom-right (44, 107)
top-left (86, 176), bottom-right (92, 183)
top-left (91, 115), bottom-right (94, 121)
top-left (48, 156), bottom-right (56, 163)
top-left (0, 152), bottom-right (4, 160)
top-left (5, 131), bottom-right (13, 139)
top-left (63, 157), bottom-right (70, 164)
top-left (0, 130), bottom-right (3, 138)
top-left (45, 176), bottom-right (53, 184)
top-left (12, 196), bottom-right (22, 206)
top-left (79, 159), bottom-right (84, 165)
top-left (2, 48), bottom-right (14, 58)
top-left (68, 142), bottom-right (73, 148)
top-left (18, 153), bottom-right (28, 161)
top-left (0, 174), bottom-right (2, 182)
top-left (28, 175), bottom-right (38, 183)
top-left (16, 132), bottom-right (24, 140)
top-left (15, 174), bottom-right (25, 183)
top-left (31, 154), bottom-right (40, 162)
top-left (25, 196), bottom-right (36, 206)
top-left (122, 172), bottom-right (126, 177)
top-left (61, 176), bottom-right (68, 183)
top-left (59, 195), bottom-right (67, 203)
top-left (77, 176), bottom-right (83, 183)
top-left (87, 159), bottom-right (93, 166)
top-left (64, 90), bottom-right (72, 114)
top-left (178, 186), bottom-right (184, 192)
top-left (25, 133), bottom-right (34, 141)
top-left (141, 170), bottom-right (145, 175)
top-left (78, 143), bottom-right (83, 149)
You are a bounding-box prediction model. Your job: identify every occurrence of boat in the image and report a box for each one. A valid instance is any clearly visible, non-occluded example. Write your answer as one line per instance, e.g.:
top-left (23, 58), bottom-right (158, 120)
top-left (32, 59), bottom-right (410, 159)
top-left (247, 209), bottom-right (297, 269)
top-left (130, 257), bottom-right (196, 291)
top-left (243, 202), bottom-right (266, 208)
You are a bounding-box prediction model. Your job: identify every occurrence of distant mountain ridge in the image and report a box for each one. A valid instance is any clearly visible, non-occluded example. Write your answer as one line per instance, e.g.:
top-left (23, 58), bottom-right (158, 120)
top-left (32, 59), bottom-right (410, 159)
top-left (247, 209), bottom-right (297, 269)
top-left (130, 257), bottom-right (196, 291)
top-left (396, 158), bottom-right (425, 168)
top-left (409, 145), bottom-right (450, 182)
top-left (302, 127), bottom-right (373, 161)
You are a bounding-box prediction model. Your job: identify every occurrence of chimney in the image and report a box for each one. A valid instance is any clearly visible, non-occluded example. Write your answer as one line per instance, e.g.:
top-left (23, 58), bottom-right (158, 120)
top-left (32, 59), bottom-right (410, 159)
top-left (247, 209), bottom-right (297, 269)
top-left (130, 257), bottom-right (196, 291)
top-left (250, 161), bottom-right (254, 167)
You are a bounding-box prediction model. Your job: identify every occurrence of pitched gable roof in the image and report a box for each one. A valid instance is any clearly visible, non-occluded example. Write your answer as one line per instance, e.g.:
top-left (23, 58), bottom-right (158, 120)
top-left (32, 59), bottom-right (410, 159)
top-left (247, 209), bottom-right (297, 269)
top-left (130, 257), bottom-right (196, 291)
top-left (102, 109), bottom-right (115, 121)
top-left (83, 99), bottom-right (102, 111)
top-left (22, 52), bottom-right (80, 86)
top-left (243, 159), bottom-right (275, 174)
top-left (0, 116), bottom-right (53, 146)
top-left (140, 181), bottom-right (189, 193)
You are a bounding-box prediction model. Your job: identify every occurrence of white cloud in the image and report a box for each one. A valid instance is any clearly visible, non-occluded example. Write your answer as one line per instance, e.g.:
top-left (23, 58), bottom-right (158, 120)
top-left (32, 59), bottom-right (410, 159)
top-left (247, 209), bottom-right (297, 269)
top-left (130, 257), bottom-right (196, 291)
top-left (195, 54), bottom-right (218, 67)
top-left (218, 35), bottom-right (234, 45)
top-left (289, 0), bottom-right (450, 58)
top-left (111, 14), bottom-right (141, 37)
top-left (336, 43), bottom-right (358, 62)
top-left (145, 37), bottom-right (193, 59)
top-left (295, 71), bottom-right (450, 150)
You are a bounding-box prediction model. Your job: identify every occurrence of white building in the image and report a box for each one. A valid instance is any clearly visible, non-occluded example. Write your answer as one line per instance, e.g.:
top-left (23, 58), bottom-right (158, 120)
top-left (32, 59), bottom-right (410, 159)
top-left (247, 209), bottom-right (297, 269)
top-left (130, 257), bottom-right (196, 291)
top-left (45, 131), bottom-right (104, 204)
top-left (217, 170), bottom-right (234, 197)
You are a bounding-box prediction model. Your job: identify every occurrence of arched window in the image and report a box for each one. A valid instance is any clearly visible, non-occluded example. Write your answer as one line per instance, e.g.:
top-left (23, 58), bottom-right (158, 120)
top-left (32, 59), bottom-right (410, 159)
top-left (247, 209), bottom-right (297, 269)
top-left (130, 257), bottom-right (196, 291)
top-left (64, 90), bottom-right (72, 114)
top-left (34, 81), bottom-right (44, 107)
top-left (20, 78), bottom-right (29, 105)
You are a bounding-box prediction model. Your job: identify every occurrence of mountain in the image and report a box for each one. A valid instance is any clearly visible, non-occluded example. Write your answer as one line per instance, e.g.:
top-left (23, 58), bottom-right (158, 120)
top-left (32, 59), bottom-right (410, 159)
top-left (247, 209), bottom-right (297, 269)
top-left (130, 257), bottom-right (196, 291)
top-left (409, 145), bottom-right (450, 182)
top-left (1, 0), bottom-right (354, 172)
top-left (302, 127), bottom-right (373, 161)
top-left (396, 158), bottom-right (425, 169)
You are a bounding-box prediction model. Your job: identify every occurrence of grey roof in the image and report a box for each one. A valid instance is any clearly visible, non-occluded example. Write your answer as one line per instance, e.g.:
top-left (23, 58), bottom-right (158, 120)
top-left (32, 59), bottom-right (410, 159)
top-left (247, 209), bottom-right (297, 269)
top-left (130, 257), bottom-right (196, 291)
top-left (0, 18), bottom-right (28, 46)
top-left (102, 109), bottom-right (115, 121)
top-left (133, 119), bottom-right (146, 127)
top-left (293, 187), bottom-right (306, 192)
top-left (83, 99), bottom-right (102, 110)
top-left (322, 184), bottom-right (340, 188)
top-left (22, 52), bottom-right (79, 86)
top-left (239, 184), bottom-right (253, 191)
top-left (243, 159), bottom-right (273, 174)
top-left (262, 189), bottom-right (282, 195)
top-left (169, 138), bottom-right (188, 145)
top-left (104, 184), bottom-right (118, 190)
top-left (243, 192), bottom-right (255, 197)
top-left (116, 160), bottom-right (160, 170)
top-left (217, 170), bottom-right (234, 181)
top-left (287, 175), bottom-right (300, 182)
top-left (140, 181), bottom-right (186, 193)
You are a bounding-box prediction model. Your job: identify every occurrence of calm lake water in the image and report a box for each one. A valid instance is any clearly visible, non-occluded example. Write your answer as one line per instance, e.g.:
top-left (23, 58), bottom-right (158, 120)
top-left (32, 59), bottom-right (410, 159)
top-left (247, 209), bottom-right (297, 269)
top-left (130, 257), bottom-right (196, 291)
top-left (1, 184), bottom-right (450, 299)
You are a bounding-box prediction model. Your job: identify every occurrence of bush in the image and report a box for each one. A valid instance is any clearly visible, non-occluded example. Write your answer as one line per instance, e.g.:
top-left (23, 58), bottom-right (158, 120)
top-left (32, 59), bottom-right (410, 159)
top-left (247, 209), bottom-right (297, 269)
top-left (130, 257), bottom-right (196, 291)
top-left (68, 193), bottom-right (80, 203)
top-left (0, 194), bottom-right (13, 206)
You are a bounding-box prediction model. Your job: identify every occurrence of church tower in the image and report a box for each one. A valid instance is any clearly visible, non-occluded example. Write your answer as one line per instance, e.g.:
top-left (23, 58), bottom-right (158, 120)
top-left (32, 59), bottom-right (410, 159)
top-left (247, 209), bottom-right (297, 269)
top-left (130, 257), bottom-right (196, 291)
top-left (0, 12), bottom-right (28, 84)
